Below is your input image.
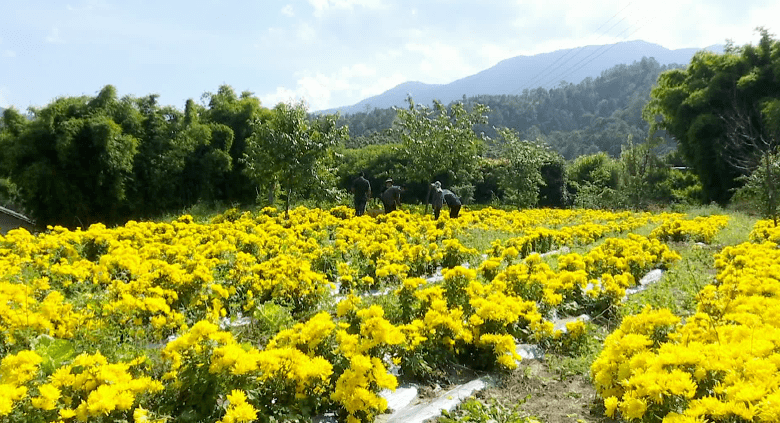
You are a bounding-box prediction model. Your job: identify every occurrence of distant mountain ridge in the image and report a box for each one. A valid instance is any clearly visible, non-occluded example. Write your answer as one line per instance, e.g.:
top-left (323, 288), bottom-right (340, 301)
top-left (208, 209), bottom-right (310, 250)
top-left (319, 40), bottom-right (722, 115)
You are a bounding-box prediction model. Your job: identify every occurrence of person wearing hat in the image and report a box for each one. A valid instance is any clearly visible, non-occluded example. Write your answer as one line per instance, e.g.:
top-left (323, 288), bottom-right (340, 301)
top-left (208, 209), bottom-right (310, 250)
top-left (351, 171), bottom-right (371, 216)
top-left (381, 178), bottom-right (403, 214)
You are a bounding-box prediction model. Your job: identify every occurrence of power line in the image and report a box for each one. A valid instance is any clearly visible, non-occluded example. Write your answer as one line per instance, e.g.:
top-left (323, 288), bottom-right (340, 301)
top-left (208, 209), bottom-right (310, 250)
top-left (533, 22), bottom-right (638, 90)
top-left (510, 2), bottom-right (635, 95)
top-left (533, 1), bottom-right (697, 91)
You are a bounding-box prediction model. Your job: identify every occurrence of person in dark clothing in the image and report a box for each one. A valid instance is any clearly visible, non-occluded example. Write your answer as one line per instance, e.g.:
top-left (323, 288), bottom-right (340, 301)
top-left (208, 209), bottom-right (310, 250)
top-left (430, 181), bottom-right (444, 220)
top-left (381, 178), bottom-right (403, 214)
top-left (442, 189), bottom-right (462, 218)
top-left (351, 172), bottom-right (371, 216)
top-left (431, 181), bottom-right (462, 219)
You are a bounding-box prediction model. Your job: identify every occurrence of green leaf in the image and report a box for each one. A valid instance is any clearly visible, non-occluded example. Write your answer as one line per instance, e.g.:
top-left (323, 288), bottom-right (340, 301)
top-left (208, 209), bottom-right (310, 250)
top-left (32, 335), bottom-right (76, 374)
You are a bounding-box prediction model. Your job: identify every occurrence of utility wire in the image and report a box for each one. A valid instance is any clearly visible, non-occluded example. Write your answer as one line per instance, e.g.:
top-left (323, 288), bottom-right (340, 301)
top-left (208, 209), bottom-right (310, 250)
top-left (511, 2), bottom-right (635, 95)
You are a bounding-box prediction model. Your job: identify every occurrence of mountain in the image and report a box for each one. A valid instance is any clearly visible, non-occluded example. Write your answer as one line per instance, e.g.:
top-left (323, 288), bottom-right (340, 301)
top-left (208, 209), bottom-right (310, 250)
top-left (320, 40), bottom-right (723, 115)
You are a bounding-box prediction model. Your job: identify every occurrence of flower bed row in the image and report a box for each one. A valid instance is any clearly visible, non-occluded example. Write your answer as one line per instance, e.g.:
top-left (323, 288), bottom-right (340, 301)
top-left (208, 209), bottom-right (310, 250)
top-left (0, 207), bottom-right (726, 422)
top-left (592, 220), bottom-right (780, 422)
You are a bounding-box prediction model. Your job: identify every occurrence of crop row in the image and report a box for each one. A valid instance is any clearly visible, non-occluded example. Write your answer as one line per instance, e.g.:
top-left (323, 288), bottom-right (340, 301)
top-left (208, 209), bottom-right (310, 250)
top-left (592, 219), bottom-right (780, 422)
top-left (0, 207), bottom-right (728, 422)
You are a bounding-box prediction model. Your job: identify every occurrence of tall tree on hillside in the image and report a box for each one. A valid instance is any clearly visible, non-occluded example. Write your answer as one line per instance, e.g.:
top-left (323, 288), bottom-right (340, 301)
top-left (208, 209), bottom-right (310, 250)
top-left (394, 97), bottom-right (489, 211)
top-left (243, 101), bottom-right (348, 216)
top-left (644, 29), bottom-right (780, 204)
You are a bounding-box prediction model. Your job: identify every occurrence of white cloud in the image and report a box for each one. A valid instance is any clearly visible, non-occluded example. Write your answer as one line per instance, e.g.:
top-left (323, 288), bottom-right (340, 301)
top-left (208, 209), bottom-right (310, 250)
top-left (260, 74), bottom-right (336, 111)
top-left (403, 41), bottom-right (478, 83)
top-left (281, 4), bottom-right (294, 17)
top-left (3, 50), bottom-right (15, 58)
top-left (307, 0), bottom-right (386, 18)
top-left (260, 64), bottom-right (390, 111)
top-left (359, 73), bottom-right (405, 98)
top-left (45, 27), bottom-right (65, 44)
top-left (296, 23), bottom-right (317, 43)
top-left (340, 63), bottom-right (376, 79)
top-left (260, 86), bottom-right (299, 108)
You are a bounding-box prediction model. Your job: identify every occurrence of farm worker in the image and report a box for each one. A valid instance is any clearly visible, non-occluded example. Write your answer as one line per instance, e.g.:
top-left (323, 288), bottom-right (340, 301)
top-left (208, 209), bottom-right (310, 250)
top-left (381, 178), bottom-right (403, 214)
top-left (430, 181), bottom-right (461, 219)
top-left (351, 171), bottom-right (371, 216)
top-left (431, 181), bottom-right (445, 220)
top-left (442, 188), bottom-right (462, 218)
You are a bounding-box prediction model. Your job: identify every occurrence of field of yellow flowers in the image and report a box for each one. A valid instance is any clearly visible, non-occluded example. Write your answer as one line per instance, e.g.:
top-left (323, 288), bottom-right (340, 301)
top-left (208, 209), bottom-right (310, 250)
top-left (0, 205), bottom-right (761, 423)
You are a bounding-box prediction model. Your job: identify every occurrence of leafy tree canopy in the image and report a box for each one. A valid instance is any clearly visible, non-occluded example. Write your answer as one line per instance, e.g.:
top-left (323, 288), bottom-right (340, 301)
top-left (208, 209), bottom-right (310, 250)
top-left (644, 28), bottom-right (780, 204)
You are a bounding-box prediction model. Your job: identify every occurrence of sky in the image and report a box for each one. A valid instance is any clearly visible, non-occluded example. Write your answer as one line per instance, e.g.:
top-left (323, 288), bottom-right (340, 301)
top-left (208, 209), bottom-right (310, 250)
top-left (0, 0), bottom-right (778, 112)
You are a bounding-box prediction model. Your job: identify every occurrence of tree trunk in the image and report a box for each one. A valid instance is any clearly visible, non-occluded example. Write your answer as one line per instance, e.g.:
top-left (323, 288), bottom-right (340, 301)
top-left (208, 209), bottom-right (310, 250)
top-left (285, 184), bottom-right (292, 219)
top-left (765, 153), bottom-right (777, 227)
top-left (268, 182), bottom-right (276, 205)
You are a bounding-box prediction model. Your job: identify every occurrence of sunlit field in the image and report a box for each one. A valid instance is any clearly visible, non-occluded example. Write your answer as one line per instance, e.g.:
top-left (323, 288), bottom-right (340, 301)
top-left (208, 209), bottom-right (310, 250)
top-left (1, 206), bottom-right (778, 423)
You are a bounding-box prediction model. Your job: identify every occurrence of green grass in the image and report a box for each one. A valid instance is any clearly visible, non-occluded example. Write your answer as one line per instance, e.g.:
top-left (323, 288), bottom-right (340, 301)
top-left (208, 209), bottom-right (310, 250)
top-left (458, 228), bottom-right (520, 254)
top-left (620, 244), bottom-right (715, 318)
top-left (545, 323), bottom-right (607, 380)
top-left (621, 208), bottom-right (756, 318)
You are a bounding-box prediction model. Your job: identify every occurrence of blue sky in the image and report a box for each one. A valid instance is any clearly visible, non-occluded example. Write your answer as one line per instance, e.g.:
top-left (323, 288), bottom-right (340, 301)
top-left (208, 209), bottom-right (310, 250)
top-left (1, 0), bottom-right (777, 112)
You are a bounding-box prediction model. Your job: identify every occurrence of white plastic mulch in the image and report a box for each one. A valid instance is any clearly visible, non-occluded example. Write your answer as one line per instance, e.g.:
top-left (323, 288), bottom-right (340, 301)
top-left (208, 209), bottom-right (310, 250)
top-left (372, 264), bottom-right (665, 423)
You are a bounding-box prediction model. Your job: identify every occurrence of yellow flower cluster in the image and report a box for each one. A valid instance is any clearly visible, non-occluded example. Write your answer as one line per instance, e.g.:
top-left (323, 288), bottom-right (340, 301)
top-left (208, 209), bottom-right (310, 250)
top-left (218, 390), bottom-right (258, 423)
top-left (488, 215), bottom-right (654, 262)
top-left (0, 205), bottom-right (698, 421)
top-left (1, 349), bottom-right (164, 420)
top-left (749, 219), bottom-right (780, 244)
top-left (650, 215), bottom-right (730, 243)
top-left (584, 234), bottom-right (681, 280)
top-left (0, 350), bottom-right (41, 416)
top-left (592, 220), bottom-right (780, 422)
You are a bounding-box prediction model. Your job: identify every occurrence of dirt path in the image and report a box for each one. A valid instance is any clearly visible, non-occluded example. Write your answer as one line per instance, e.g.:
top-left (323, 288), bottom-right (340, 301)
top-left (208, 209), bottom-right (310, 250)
top-left (474, 360), bottom-right (611, 423)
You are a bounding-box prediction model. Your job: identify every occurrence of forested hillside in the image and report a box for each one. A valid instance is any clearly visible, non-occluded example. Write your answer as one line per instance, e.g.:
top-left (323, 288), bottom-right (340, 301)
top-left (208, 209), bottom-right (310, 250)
top-left (339, 57), bottom-right (682, 159)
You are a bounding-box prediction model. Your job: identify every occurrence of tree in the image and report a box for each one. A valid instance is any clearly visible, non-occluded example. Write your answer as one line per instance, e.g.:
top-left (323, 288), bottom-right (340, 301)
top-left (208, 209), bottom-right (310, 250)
top-left (394, 97), bottom-right (489, 211)
top-left (243, 101), bottom-right (348, 216)
top-left (619, 135), bottom-right (662, 210)
top-left (567, 153), bottom-right (623, 209)
top-left (493, 128), bottom-right (546, 208)
top-left (644, 29), bottom-right (780, 204)
top-left (733, 151), bottom-right (780, 225)
top-left (203, 86), bottom-right (272, 204)
top-left (1, 86), bottom-right (140, 226)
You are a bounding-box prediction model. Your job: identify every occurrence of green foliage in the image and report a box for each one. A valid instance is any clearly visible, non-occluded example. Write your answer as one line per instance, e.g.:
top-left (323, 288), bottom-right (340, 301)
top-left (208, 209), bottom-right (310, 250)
top-left (203, 86), bottom-right (272, 204)
top-left (567, 153), bottom-right (623, 209)
top-left (0, 85), bottom-right (283, 226)
top-left (493, 128), bottom-right (546, 208)
top-left (395, 97), bottom-right (489, 187)
top-left (622, 246), bottom-right (713, 322)
top-left (645, 29), bottom-right (780, 204)
top-left (618, 137), bottom-right (683, 209)
top-left (247, 301), bottom-right (295, 346)
top-left (335, 143), bottom-right (406, 195)
top-left (732, 150), bottom-right (780, 224)
top-left (438, 398), bottom-right (537, 423)
top-left (0, 177), bottom-right (22, 210)
top-left (538, 153), bottom-right (568, 208)
top-left (31, 335), bottom-right (76, 374)
top-left (339, 58), bottom-right (679, 161)
top-left (1, 86), bottom-right (140, 226)
top-left (243, 101), bottom-right (348, 214)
